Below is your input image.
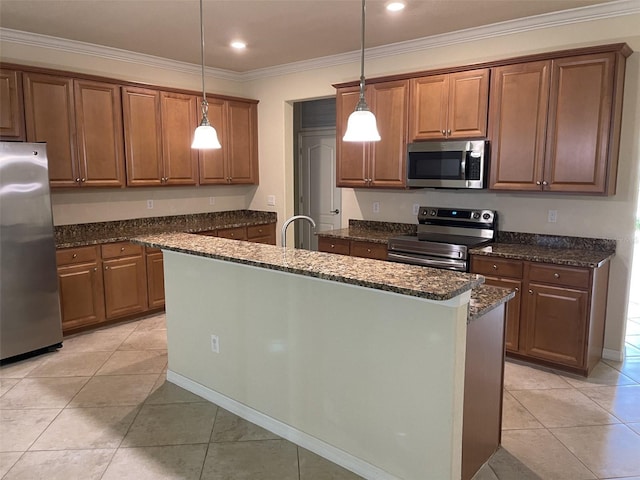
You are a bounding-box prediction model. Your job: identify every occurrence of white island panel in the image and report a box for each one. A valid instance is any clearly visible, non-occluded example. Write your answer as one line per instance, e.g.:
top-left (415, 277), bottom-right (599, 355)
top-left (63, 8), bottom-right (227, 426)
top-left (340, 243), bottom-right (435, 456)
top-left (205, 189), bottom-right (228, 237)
top-left (163, 250), bottom-right (470, 480)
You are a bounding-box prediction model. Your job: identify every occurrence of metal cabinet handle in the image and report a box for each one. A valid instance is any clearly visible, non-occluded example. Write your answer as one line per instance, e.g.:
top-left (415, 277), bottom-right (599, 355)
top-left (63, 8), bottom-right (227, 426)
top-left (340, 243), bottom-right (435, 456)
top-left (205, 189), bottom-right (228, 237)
top-left (105, 266), bottom-right (109, 270)
top-left (120, 247), bottom-right (125, 252)
top-left (81, 178), bottom-right (86, 182)
top-left (528, 289), bottom-right (533, 294)
top-left (514, 287), bottom-right (519, 292)
top-left (536, 181), bottom-right (542, 185)
top-left (75, 178), bottom-right (81, 183)
top-left (441, 130), bottom-right (446, 135)
top-left (331, 209), bottom-right (340, 214)
top-left (330, 244), bottom-right (335, 248)
top-left (93, 267), bottom-right (97, 272)
top-left (554, 273), bottom-right (560, 278)
top-left (542, 181), bottom-right (549, 186)
top-left (447, 129), bottom-right (451, 135)
top-left (72, 253), bottom-right (77, 258)
top-left (492, 264), bottom-right (497, 270)
top-left (367, 249), bottom-right (372, 253)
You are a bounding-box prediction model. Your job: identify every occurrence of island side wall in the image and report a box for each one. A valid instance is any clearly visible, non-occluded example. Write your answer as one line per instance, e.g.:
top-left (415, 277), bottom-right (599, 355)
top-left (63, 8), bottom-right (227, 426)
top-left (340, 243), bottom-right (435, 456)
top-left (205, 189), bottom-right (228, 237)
top-left (162, 251), bottom-right (470, 480)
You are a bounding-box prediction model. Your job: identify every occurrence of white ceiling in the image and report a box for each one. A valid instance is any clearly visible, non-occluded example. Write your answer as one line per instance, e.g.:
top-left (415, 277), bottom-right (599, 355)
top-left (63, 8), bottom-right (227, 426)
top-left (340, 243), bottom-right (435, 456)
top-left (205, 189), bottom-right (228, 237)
top-left (0, 0), bottom-right (629, 73)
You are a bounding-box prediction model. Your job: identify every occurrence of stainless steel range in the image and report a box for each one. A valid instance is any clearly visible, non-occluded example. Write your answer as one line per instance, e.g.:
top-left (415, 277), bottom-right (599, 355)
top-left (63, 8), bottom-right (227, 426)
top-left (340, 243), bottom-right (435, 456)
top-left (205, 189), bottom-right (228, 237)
top-left (388, 206), bottom-right (497, 272)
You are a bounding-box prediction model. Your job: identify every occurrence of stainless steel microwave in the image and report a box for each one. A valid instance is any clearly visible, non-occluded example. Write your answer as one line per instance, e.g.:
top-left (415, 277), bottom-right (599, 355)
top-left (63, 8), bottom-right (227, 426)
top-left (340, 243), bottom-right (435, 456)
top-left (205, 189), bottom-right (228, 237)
top-left (406, 140), bottom-right (489, 189)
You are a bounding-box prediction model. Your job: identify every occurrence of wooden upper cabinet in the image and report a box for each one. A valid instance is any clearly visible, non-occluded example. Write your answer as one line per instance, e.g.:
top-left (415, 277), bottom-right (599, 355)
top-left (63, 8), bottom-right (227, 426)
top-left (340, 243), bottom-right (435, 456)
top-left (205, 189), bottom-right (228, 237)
top-left (160, 92), bottom-right (198, 185)
top-left (199, 98), bottom-right (259, 185)
top-left (368, 80), bottom-right (408, 187)
top-left (74, 80), bottom-right (125, 187)
top-left (23, 73), bottom-right (78, 186)
top-left (122, 86), bottom-right (163, 186)
top-left (544, 53), bottom-right (617, 194)
top-left (409, 68), bottom-right (489, 141)
top-left (0, 69), bottom-right (25, 141)
top-left (336, 86), bottom-right (368, 187)
top-left (336, 80), bottom-right (408, 188)
top-left (489, 61), bottom-right (550, 191)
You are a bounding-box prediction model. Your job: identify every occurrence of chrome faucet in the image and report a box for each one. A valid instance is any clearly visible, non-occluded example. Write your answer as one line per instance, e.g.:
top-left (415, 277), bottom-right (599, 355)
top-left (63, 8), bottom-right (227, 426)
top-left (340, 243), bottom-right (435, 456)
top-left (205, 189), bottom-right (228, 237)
top-left (281, 215), bottom-right (316, 248)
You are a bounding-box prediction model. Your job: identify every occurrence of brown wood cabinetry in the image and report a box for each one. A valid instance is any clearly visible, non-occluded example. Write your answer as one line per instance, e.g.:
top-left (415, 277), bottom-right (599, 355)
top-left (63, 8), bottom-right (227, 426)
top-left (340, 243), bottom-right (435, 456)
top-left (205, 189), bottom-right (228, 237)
top-left (217, 226), bottom-right (248, 241)
top-left (489, 51), bottom-right (626, 195)
top-left (470, 255), bottom-right (610, 375)
top-left (318, 236), bottom-right (388, 260)
top-left (123, 87), bottom-right (198, 186)
top-left (23, 73), bottom-right (125, 187)
top-left (0, 69), bottom-right (25, 140)
top-left (336, 80), bottom-right (408, 188)
top-left (199, 98), bottom-right (259, 185)
top-left (101, 242), bottom-right (148, 319)
top-left (146, 247), bottom-right (165, 309)
top-left (409, 69), bottom-right (489, 141)
top-left (56, 246), bottom-right (105, 331)
top-left (247, 224), bottom-right (276, 244)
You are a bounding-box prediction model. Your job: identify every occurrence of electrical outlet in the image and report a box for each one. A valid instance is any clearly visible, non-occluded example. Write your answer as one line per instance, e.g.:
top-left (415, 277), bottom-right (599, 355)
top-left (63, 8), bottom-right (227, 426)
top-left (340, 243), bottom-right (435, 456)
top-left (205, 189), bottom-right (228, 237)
top-left (548, 210), bottom-right (557, 223)
top-left (210, 334), bottom-right (219, 353)
top-left (209, 197), bottom-right (216, 206)
top-left (412, 204), bottom-right (420, 215)
top-left (267, 195), bottom-right (276, 206)
top-left (373, 201), bottom-right (380, 214)
top-left (146, 200), bottom-right (153, 209)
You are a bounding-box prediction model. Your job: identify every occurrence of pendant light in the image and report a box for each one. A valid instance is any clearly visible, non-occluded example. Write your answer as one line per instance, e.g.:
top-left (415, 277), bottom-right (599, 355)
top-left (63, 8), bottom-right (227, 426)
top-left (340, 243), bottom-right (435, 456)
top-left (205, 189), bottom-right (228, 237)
top-left (343, 0), bottom-right (381, 142)
top-left (192, 0), bottom-right (221, 149)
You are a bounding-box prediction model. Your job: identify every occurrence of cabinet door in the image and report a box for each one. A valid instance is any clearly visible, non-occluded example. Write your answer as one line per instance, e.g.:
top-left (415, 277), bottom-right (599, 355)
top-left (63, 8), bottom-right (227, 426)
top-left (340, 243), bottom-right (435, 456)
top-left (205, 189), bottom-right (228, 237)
top-left (544, 53), bottom-right (615, 194)
top-left (447, 69), bottom-right (489, 139)
top-left (74, 80), bottom-right (125, 187)
top-left (0, 69), bottom-right (25, 140)
top-left (336, 86), bottom-right (368, 187)
top-left (217, 226), bottom-right (248, 241)
top-left (409, 74), bottom-right (448, 140)
top-left (350, 240), bottom-right (388, 260)
top-left (146, 250), bottom-right (165, 309)
top-left (103, 255), bottom-right (148, 318)
top-left (227, 100), bottom-right (259, 184)
top-left (57, 262), bottom-right (105, 331)
top-left (161, 91), bottom-right (198, 185)
top-left (369, 80), bottom-right (408, 188)
top-left (122, 86), bottom-right (163, 186)
top-left (247, 224), bottom-right (276, 245)
top-left (483, 276), bottom-right (522, 353)
top-left (524, 283), bottom-right (588, 368)
top-left (488, 62), bottom-right (550, 191)
top-left (23, 73), bottom-right (78, 187)
top-left (198, 97), bottom-right (228, 184)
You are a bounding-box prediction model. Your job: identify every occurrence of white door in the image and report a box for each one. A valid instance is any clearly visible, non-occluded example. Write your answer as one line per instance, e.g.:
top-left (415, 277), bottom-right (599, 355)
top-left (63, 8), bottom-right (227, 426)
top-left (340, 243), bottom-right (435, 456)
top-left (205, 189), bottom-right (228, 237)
top-left (298, 130), bottom-right (341, 250)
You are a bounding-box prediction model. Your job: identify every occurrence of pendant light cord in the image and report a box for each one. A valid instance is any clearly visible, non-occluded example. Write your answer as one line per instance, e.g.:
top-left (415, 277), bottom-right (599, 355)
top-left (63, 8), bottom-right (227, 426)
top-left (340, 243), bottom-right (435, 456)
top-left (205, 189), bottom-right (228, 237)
top-left (199, 0), bottom-right (209, 122)
top-left (356, 0), bottom-right (368, 111)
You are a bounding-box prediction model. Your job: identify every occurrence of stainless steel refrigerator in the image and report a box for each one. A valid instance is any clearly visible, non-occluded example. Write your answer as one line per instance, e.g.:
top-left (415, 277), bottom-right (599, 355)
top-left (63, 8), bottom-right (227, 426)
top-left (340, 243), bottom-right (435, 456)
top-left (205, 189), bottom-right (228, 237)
top-left (0, 142), bottom-right (63, 361)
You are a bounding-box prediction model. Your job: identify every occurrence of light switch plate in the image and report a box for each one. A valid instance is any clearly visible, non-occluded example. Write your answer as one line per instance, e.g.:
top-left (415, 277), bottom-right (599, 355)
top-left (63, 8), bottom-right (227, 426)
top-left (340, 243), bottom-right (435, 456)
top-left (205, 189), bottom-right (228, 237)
top-left (267, 195), bottom-right (276, 206)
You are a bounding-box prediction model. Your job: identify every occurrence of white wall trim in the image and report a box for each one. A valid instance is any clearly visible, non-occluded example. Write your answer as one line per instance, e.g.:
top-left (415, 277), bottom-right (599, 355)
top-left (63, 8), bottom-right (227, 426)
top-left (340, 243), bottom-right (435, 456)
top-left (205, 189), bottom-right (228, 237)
top-left (602, 348), bottom-right (624, 362)
top-left (166, 370), bottom-right (399, 480)
top-left (2, 0), bottom-right (638, 82)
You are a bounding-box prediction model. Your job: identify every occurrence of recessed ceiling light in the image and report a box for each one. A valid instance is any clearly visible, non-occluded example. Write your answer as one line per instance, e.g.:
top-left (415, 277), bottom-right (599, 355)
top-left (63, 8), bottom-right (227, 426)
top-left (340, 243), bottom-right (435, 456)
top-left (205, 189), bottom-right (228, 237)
top-left (230, 41), bottom-right (246, 50)
top-left (385, 1), bottom-right (405, 12)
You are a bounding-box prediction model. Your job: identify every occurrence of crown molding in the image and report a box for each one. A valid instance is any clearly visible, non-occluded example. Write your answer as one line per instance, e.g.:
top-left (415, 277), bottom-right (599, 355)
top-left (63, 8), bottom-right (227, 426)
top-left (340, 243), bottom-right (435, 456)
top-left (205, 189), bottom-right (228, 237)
top-left (1, 0), bottom-right (638, 83)
top-left (0, 28), bottom-right (242, 82)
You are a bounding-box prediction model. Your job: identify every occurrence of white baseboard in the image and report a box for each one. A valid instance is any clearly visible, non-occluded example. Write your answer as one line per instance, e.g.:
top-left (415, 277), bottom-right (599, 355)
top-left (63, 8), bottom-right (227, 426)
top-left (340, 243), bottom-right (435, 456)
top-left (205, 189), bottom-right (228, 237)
top-left (166, 370), bottom-right (398, 480)
top-left (602, 348), bottom-right (623, 362)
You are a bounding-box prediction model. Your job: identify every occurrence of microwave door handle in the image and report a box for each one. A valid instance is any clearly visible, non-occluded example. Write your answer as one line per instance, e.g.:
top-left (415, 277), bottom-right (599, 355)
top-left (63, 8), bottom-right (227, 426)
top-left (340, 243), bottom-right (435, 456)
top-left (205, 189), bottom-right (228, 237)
top-left (461, 151), bottom-right (467, 179)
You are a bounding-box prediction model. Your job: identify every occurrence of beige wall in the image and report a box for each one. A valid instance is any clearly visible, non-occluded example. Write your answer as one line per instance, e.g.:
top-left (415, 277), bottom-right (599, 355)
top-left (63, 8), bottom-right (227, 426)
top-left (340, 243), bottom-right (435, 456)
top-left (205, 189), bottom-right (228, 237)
top-left (243, 14), bottom-right (640, 359)
top-left (2, 12), bottom-right (639, 357)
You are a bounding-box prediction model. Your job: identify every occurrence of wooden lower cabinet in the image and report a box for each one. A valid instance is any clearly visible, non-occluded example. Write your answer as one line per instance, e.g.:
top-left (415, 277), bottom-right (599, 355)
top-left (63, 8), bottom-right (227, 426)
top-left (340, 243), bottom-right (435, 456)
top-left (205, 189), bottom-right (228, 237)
top-left (56, 246), bottom-right (105, 331)
top-left (318, 236), bottom-right (388, 260)
top-left (470, 255), bottom-right (610, 375)
top-left (196, 222), bottom-right (276, 245)
top-left (102, 243), bottom-right (148, 319)
top-left (146, 248), bottom-right (165, 309)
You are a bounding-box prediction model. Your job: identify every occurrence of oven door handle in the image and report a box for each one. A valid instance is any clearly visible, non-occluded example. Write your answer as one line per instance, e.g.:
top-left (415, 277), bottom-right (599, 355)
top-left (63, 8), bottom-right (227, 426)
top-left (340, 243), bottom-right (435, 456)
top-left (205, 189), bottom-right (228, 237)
top-left (387, 252), bottom-right (467, 271)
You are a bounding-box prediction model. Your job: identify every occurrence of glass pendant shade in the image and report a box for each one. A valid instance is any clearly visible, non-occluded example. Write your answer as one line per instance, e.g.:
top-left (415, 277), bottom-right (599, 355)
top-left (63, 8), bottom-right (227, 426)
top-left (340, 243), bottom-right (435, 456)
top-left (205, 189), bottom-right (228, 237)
top-left (192, 123), bottom-right (221, 149)
top-left (343, 108), bottom-right (380, 142)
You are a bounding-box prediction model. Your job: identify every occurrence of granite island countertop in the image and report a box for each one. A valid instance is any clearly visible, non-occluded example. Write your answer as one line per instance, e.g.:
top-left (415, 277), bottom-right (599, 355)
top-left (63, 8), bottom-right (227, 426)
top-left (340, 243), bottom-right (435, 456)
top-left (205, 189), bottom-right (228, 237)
top-left (468, 284), bottom-right (515, 323)
top-left (55, 210), bottom-right (277, 248)
top-left (132, 232), bottom-right (485, 302)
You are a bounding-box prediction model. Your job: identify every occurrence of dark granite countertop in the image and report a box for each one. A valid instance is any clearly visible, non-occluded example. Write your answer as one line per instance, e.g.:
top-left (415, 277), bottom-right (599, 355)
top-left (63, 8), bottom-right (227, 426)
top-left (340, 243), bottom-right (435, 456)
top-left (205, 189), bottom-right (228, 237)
top-left (132, 232), bottom-right (484, 302)
top-left (468, 285), bottom-right (515, 323)
top-left (470, 244), bottom-right (614, 268)
top-left (316, 220), bottom-right (416, 244)
top-left (55, 210), bottom-right (277, 248)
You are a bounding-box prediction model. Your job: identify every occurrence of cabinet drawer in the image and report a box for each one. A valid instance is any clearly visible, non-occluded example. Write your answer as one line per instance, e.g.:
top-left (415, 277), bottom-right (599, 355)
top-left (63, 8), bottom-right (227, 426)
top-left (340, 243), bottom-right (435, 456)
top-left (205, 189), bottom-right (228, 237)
top-left (101, 242), bottom-right (143, 259)
top-left (247, 223), bottom-right (274, 239)
top-left (56, 245), bottom-right (99, 266)
top-left (318, 237), bottom-right (350, 255)
top-left (350, 241), bottom-right (388, 260)
top-left (197, 230), bottom-right (218, 236)
top-left (217, 226), bottom-right (247, 241)
top-left (146, 247), bottom-right (162, 254)
top-left (528, 263), bottom-right (590, 289)
top-left (471, 256), bottom-right (523, 279)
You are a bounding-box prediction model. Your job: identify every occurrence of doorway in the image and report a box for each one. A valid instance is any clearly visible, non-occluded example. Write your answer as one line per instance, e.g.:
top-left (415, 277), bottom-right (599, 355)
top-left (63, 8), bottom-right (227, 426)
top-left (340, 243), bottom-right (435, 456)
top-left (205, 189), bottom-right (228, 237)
top-left (626, 200), bottom-right (640, 355)
top-left (293, 98), bottom-right (341, 250)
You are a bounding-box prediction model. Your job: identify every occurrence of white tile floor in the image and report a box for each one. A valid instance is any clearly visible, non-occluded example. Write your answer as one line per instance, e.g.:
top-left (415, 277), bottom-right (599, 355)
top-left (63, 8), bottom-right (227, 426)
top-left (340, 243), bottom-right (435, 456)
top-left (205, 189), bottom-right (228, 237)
top-left (1, 309), bottom-right (639, 479)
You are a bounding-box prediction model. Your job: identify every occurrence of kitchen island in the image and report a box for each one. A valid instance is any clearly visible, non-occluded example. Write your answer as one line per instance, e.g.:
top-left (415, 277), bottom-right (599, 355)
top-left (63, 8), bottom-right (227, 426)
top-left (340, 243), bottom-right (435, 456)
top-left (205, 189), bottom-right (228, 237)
top-left (133, 232), bottom-right (512, 480)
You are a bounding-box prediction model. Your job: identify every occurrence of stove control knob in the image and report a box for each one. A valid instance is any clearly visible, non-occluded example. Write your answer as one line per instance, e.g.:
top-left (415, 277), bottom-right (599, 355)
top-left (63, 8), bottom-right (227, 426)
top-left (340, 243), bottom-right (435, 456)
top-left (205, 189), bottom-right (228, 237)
top-left (482, 213), bottom-right (491, 220)
top-left (472, 212), bottom-right (480, 220)
top-left (429, 210), bottom-right (437, 216)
